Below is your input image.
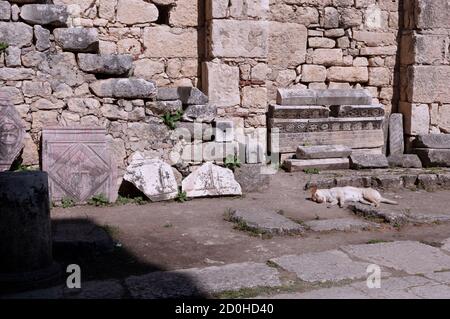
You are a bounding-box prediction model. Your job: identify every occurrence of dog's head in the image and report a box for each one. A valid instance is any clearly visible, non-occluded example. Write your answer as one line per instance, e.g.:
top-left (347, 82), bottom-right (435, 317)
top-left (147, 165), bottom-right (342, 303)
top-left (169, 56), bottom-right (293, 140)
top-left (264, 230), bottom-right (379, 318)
top-left (311, 187), bottom-right (326, 203)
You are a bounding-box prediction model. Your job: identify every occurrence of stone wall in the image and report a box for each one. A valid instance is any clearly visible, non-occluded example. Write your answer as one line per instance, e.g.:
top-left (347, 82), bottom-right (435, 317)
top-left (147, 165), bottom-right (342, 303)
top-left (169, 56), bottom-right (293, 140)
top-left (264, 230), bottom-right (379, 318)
top-left (2, 0), bottom-right (450, 185)
top-left (0, 0), bottom-right (203, 182)
top-left (268, 0), bottom-right (400, 114)
top-left (400, 0), bottom-right (450, 149)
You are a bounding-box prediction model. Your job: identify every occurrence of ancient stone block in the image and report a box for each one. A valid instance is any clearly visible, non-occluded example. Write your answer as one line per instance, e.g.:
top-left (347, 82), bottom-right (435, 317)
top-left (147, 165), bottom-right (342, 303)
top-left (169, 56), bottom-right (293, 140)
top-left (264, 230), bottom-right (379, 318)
top-left (296, 145), bottom-right (352, 160)
top-left (269, 117), bottom-right (384, 134)
top-left (116, 0), bottom-right (158, 25)
top-left (284, 158), bottom-right (350, 172)
top-left (202, 62), bottom-right (240, 108)
top-left (399, 102), bottom-right (430, 135)
top-left (276, 89), bottom-right (317, 106)
top-left (34, 25), bottom-right (51, 51)
top-left (90, 79), bottom-right (157, 99)
top-left (228, 209), bottom-right (304, 235)
top-left (387, 154), bottom-right (423, 168)
top-left (143, 26), bottom-right (197, 58)
top-left (330, 104), bottom-right (385, 117)
top-left (389, 113), bottom-right (405, 155)
top-left (0, 68), bottom-right (35, 81)
top-left (271, 130), bottom-right (385, 153)
top-left (156, 88), bottom-right (180, 101)
top-left (210, 20), bottom-right (268, 58)
top-left (406, 66), bottom-right (450, 104)
top-left (20, 4), bottom-right (68, 27)
top-left (414, 134), bottom-right (450, 149)
top-left (42, 127), bottom-right (118, 204)
top-left (414, 0), bottom-right (450, 29)
top-left (0, 22), bottom-right (33, 48)
top-left (327, 67), bottom-right (369, 83)
top-left (181, 162), bottom-right (242, 198)
top-left (77, 54), bottom-right (133, 76)
top-left (146, 100), bottom-right (182, 115)
top-left (0, 1), bottom-right (11, 21)
top-left (268, 21), bottom-right (307, 69)
top-left (124, 153), bottom-right (178, 202)
top-left (182, 104), bottom-right (217, 123)
top-left (350, 154), bottom-right (389, 169)
top-left (215, 120), bottom-right (234, 142)
top-left (413, 148), bottom-right (450, 167)
top-left (301, 65), bottom-right (327, 82)
top-left (312, 48), bottom-right (343, 66)
top-left (178, 87), bottom-right (209, 105)
top-left (269, 105), bottom-right (330, 119)
top-left (316, 89), bottom-right (372, 105)
top-left (54, 28), bottom-right (99, 53)
top-left (0, 96), bottom-right (25, 171)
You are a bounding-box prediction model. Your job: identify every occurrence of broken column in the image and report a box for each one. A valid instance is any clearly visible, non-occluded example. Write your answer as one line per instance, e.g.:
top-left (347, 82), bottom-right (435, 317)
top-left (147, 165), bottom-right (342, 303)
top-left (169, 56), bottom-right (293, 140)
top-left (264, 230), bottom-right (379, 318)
top-left (0, 171), bottom-right (60, 293)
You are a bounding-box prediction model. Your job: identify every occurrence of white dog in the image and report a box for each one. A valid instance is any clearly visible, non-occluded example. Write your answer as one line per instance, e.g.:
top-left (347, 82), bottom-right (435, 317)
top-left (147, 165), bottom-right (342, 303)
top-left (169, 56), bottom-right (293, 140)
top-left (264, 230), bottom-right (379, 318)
top-left (311, 186), bottom-right (398, 208)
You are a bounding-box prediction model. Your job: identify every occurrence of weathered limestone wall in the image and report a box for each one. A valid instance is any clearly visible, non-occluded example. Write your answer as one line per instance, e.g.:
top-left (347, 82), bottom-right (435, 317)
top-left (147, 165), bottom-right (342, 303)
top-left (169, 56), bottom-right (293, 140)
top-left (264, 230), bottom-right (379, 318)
top-left (269, 0), bottom-right (401, 115)
top-left (400, 0), bottom-right (450, 147)
top-left (54, 0), bottom-right (202, 87)
top-left (0, 0), bottom-right (202, 180)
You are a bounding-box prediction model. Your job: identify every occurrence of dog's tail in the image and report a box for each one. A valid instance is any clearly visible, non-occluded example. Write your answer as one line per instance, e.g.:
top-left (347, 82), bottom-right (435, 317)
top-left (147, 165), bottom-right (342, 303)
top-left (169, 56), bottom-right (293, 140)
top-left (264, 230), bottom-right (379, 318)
top-left (381, 197), bottom-right (398, 205)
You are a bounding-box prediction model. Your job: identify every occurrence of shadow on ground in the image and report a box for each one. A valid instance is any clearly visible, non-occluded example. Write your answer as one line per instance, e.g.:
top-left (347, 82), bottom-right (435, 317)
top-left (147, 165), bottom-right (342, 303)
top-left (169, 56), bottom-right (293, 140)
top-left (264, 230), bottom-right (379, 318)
top-left (47, 217), bottom-right (210, 299)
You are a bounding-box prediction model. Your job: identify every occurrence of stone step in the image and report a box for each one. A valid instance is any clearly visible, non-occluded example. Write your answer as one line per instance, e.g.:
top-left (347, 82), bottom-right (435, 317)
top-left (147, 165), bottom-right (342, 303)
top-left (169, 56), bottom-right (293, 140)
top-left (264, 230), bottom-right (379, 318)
top-left (277, 88), bottom-right (372, 106)
top-left (90, 78), bottom-right (157, 99)
top-left (270, 130), bottom-right (385, 153)
top-left (304, 218), bottom-right (379, 232)
top-left (20, 4), bottom-right (68, 27)
top-left (77, 54), bottom-right (133, 76)
top-left (269, 117), bottom-right (384, 134)
top-left (268, 104), bottom-right (330, 119)
top-left (414, 134), bottom-right (450, 149)
top-left (413, 148), bottom-right (450, 167)
top-left (387, 154), bottom-right (422, 168)
top-left (296, 145), bottom-right (352, 160)
top-left (227, 209), bottom-right (305, 236)
top-left (54, 28), bottom-right (99, 53)
top-left (330, 104), bottom-right (385, 118)
top-left (349, 154), bottom-right (389, 169)
top-left (284, 158), bottom-right (350, 172)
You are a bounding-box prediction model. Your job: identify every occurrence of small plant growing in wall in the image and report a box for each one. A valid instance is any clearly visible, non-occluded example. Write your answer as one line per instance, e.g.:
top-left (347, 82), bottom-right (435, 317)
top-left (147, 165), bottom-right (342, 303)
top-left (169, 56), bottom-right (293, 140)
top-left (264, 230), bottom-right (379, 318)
top-left (0, 42), bottom-right (8, 53)
top-left (61, 197), bottom-right (75, 209)
top-left (303, 168), bottom-right (320, 175)
top-left (162, 110), bottom-right (183, 130)
top-left (175, 190), bottom-right (188, 203)
top-left (88, 193), bottom-right (109, 207)
top-left (224, 155), bottom-right (241, 171)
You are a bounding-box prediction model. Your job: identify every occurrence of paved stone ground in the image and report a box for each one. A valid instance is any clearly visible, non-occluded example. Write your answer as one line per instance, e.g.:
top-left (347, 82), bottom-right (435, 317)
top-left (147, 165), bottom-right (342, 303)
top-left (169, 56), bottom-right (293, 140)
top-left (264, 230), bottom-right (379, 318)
top-left (4, 239), bottom-right (450, 299)
top-left (5, 171), bottom-right (450, 299)
top-left (227, 209), bottom-right (305, 235)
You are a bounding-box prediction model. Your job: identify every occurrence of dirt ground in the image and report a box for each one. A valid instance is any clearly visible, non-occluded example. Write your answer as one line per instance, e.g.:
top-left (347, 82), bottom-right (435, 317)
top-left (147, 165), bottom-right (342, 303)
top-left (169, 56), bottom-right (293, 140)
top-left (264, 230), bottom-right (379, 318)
top-left (51, 171), bottom-right (450, 281)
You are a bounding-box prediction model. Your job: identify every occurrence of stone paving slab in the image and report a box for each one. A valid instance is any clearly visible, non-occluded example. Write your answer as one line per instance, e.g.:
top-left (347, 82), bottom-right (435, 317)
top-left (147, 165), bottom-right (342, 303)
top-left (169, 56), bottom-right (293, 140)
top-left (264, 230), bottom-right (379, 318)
top-left (304, 218), bottom-right (377, 232)
top-left (424, 271), bottom-right (450, 284)
top-left (269, 250), bottom-right (380, 283)
top-left (441, 238), bottom-right (450, 253)
top-left (265, 285), bottom-right (370, 299)
top-left (228, 209), bottom-right (305, 235)
top-left (342, 241), bottom-right (450, 275)
top-left (125, 262), bottom-right (282, 299)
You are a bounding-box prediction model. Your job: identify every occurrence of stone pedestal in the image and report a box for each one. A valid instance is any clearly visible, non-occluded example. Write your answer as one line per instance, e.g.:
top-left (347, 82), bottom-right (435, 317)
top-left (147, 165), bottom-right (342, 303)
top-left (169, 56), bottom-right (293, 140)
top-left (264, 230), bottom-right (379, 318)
top-left (0, 171), bottom-right (60, 293)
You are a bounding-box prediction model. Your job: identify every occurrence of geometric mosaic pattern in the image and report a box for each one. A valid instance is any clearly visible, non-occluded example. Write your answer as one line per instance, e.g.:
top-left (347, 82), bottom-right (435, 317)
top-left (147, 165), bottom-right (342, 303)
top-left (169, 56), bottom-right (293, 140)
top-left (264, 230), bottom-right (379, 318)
top-left (42, 127), bottom-right (117, 204)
